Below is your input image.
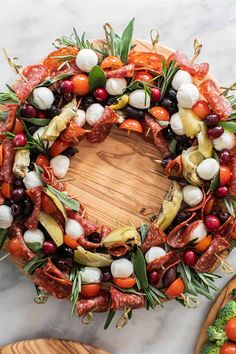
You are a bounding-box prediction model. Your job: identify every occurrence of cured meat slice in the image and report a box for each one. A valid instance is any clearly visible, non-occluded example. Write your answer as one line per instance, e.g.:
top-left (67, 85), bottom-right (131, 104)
top-left (105, 64), bottom-right (134, 78)
top-left (25, 186), bottom-right (42, 230)
top-left (9, 221), bottom-right (35, 261)
top-left (147, 250), bottom-right (181, 273)
top-left (77, 290), bottom-right (110, 316)
top-left (100, 225), bottom-right (112, 238)
top-left (41, 166), bottom-right (65, 191)
top-left (142, 114), bottom-right (169, 156)
top-left (230, 154), bottom-right (236, 196)
top-left (86, 106), bottom-right (118, 143)
top-left (194, 235), bottom-right (230, 273)
top-left (0, 104), bottom-right (18, 140)
top-left (60, 121), bottom-right (89, 144)
top-left (0, 139), bottom-right (14, 183)
top-left (166, 213), bottom-right (196, 248)
top-left (12, 64), bottom-right (49, 103)
top-left (110, 287), bottom-right (145, 310)
top-left (141, 224), bottom-right (166, 253)
top-left (216, 216), bottom-right (234, 240)
top-left (73, 213), bottom-right (99, 234)
top-left (43, 47), bottom-right (79, 75)
top-left (172, 51), bottom-right (209, 80)
top-left (199, 80), bottom-right (232, 120)
top-left (128, 51), bottom-right (164, 73)
top-left (34, 259), bottom-right (72, 299)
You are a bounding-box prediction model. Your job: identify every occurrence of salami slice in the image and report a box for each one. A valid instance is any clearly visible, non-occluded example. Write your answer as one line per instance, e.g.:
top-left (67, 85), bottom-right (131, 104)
top-left (230, 154), bottom-right (236, 196)
top-left (9, 221), bottom-right (35, 261)
top-left (172, 51), bottom-right (209, 80)
top-left (0, 139), bottom-right (14, 183)
top-left (194, 235), bottom-right (230, 273)
top-left (146, 250), bottom-right (181, 273)
top-left (0, 104), bottom-right (18, 140)
top-left (77, 290), bottom-right (110, 317)
top-left (25, 186), bottom-right (42, 230)
top-left (199, 80), bottom-right (232, 120)
top-left (86, 106), bottom-right (118, 143)
top-left (141, 224), bottom-right (166, 253)
top-left (60, 121), bottom-right (89, 144)
top-left (128, 51), bottom-right (164, 73)
top-left (41, 166), bottom-right (65, 191)
top-left (166, 213), bottom-right (196, 248)
top-left (73, 213), bottom-right (99, 234)
top-left (12, 64), bottom-right (49, 103)
top-left (217, 216), bottom-right (234, 240)
top-left (34, 259), bottom-right (72, 299)
top-left (100, 225), bottom-right (112, 238)
top-left (43, 47), bottom-right (79, 75)
top-left (110, 287), bottom-right (145, 310)
top-left (105, 64), bottom-right (134, 78)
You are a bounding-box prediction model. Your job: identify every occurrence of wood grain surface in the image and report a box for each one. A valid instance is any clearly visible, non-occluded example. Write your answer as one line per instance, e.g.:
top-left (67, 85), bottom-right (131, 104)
top-left (0, 338), bottom-right (111, 354)
top-left (195, 276), bottom-right (236, 354)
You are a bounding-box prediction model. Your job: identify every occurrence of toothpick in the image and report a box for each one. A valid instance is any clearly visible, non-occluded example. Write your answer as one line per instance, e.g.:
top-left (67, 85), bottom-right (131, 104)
top-left (214, 253), bottom-right (233, 274)
top-left (150, 29), bottom-right (160, 53)
top-left (0, 253), bottom-right (10, 262)
top-left (154, 159), bottom-right (162, 164)
top-left (115, 217), bottom-right (120, 228)
top-left (190, 38), bottom-right (202, 64)
top-left (74, 154), bottom-right (81, 160)
top-left (2, 48), bottom-right (28, 82)
top-left (58, 177), bottom-right (75, 183)
top-left (145, 127), bottom-right (151, 138)
top-left (68, 194), bottom-right (80, 199)
top-left (128, 219), bottom-right (136, 230)
top-left (81, 207), bottom-right (87, 218)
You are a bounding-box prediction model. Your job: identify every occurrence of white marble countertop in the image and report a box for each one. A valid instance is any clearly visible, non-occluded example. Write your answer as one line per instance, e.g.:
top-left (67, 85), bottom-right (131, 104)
top-left (1, 0), bottom-right (236, 353)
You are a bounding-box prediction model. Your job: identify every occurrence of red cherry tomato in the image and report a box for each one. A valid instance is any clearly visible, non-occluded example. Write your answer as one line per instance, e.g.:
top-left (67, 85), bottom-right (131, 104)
top-left (165, 277), bottom-right (185, 298)
top-left (1, 182), bottom-right (12, 199)
top-left (50, 139), bottom-right (70, 157)
top-left (8, 238), bottom-right (24, 258)
top-left (220, 342), bottom-right (236, 354)
top-left (35, 154), bottom-right (50, 168)
top-left (149, 106), bottom-right (170, 121)
top-left (134, 71), bottom-right (154, 83)
top-left (220, 165), bottom-right (232, 186)
top-left (225, 318), bottom-right (236, 342)
top-left (119, 119), bottom-right (143, 133)
top-left (41, 193), bottom-right (57, 214)
top-left (192, 100), bottom-right (211, 119)
top-left (81, 284), bottom-right (101, 299)
top-left (113, 277), bottom-right (136, 289)
top-left (71, 74), bottom-right (90, 96)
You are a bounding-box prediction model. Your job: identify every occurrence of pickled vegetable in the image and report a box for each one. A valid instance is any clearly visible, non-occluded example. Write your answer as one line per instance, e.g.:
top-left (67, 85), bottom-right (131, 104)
top-left (74, 246), bottom-right (112, 267)
top-left (39, 211), bottom-right (63, 246)
top-left (179, 106), bottom-right (201, 138)
top-left (182, 147), bottom-right (204, 186)
top-left (102, 226), bottom-right (141, 247)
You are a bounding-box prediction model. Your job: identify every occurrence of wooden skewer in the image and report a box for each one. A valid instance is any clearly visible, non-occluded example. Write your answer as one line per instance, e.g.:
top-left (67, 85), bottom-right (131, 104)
top-left (145, 127), bottom-right (151, 138)
top-left (68, 194), bottom-right (80, 199)
top-left (0, 253), bottom-right (10, 262)
top-left (214, 253), bottom-right (233, 274)
top-left (81, 207), bottom-right (87, 218)
top-left (154, 159), bottom-right (162, 164)
top-left (58, 177), bottom-right (75, 183)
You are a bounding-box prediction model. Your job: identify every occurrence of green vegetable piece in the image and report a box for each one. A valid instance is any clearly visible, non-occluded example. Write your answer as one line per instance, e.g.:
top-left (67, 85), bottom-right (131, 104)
top-left (120, 18), bottom-right (135, 63)
top-left (200, 341), bottom-right (220, 354)
top-left (46, 185), bottom-right (80, 211)
top-left (88, 65), bottom-right (106, 92)
top-left (102, 226), bottom-right (141, 247)
top-left (39, 211), bottom-right (63, 247)
top-left (74, 246), bottom-right (112, 267)
top-left (218, 300), bottom-right (236, 322)
top-left (132, 247), bottom-right (148, 289)
top-left (207, 325), bottom-right (227, 346)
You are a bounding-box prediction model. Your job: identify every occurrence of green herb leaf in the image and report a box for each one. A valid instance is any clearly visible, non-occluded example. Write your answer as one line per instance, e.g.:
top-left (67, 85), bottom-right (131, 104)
top-left (88, 65), bottom-right (106, 92)
top-left (25, 242), bottom-right (42, 252)
top-left (70, 266), bottom-right (81, 316)
top-left (0, 91), bottom-right (19, 104)
top-left (47, 185), bottom-right (80, 211)
top-left (219, 121), bottom-right (236, 133)
top-left (104, 308), bottom-right (116, 329)
top-left (132, 247), bottom-right (148, 289)
top-left (168, 138), bottom-right (177, 154)
top-left (19, 116), bottom-right (51, 126)
top-left (0, 111), bottom-right (8, 121)
top-left (120, 18), bottom-right (135, 63)
top-left (0, 229), bottom-right (8, 250)
top-left (140, 223), bottom-right (149, 242)
top-left (224, 198), bottom-right (236, 217)
top-left (208, 173), bottom-right (219, 192)
top-left (23, 252), bottom-right (48, 275)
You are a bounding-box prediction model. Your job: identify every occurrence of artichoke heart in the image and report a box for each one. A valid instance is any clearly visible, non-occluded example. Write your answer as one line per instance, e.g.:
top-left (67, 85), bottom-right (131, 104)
top-left (74, 246), bottom-right (112, 267)
top-left (179, 106), bottom-right (201, 138)
top-left (198, 122), bottom-right (213, 158)
top-left (43, 187), bottom-right (67, 220)
top-left (182, 146), bottom-right (204, 186)
top-left (42, 97), bottom-right (77, 141)
top-left (39, 211), bottom-right (63, 246)
top-left (13, 149), bottom-right (30, 179)
top-left (102, 226), bottom-right (141, 247)
top-left (110, 95), bottom-right (129, 110)
top-left (155, 181), bottom-right (183, 231)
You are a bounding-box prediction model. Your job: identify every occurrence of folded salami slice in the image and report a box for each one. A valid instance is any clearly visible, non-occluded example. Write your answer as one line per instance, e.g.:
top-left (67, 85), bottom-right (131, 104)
top-left (142, 114), bottom-right (169, 156)
top-left (166, 213), bottom-right (196, 248)
top-left (110, 287), bottom-right (145, 310)
top-left (128, 51), bottom-right (164, 73)
top-left (41, 166), bottom-right (65, 191)
top-left (146, 250), bottom-right (181, 274)
top-left (172, 51), bottom-right (209, 80)
top-left (43, 47), bottom-right (79, 75)
top-left (25, 186), bottom-right (42, 230)
top-left (12, 64), bottom-right (49, 103)
top-left (86, 106), bottom-right (118, 143)
top-left (194, 235), bottom-right (230, 273)
top-left (9, 221), bottom-right (35, 261)
top-left (141, 224), bottom-right (167, 253)
top-left (0, 104), bottom-right (18, 140)
top-left (34, 259), bottom-right (72, 299)
top-left (105, 64), bottom-right (134, 78)
top-left (0, 138), bottom-right (14, 183)
top-left (100, 225), bottom-right (112, 238)
top-left (77, 290), bottom-right (110, 317)
top-left (216, 216), bottom-right (234, 240)
top-left (199, 80), bottom-right (232, 120)
top-left (73, 212), bottom-right (99, 235)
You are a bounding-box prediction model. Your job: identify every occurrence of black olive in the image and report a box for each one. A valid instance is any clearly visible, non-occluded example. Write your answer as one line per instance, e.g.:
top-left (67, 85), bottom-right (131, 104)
top-left (11, 204), bottom-right (22, 217)
top-left (211, 205), bottom-right (222, 217)
top-left (219, 212), bottom-right (230, 224)
top-left (173, 211), bottom-right (192, 226)
top-left (48, 105), bottom-right (61, 118)
top-left (11, 188), bottom-right (25, 203)
top-left (160, 98), bottom-right (173, 112)
top-left (107, 97), bottom-right (118, 106)
top-left (175, 140), bottom-right (190, 155)
top-left (87, 232), bottom-right (102, 244)
top-left (166, 87), bottom-right (177, 101)
top-left (163, 267), bottom-right (177, 288)
top-left (28, 126), bottom-right (39, 135)
top-left (170, 101), bottom-right (178, 114)
top-left (64, 93), bottom-right (73, 103)
top-left (58, 244), bottom-right (74, 258)
top-left (124, 105), bottom-right (145, 119)
top-left (162, 125), bottom-right (175, 140)
top-left (14, 179), bottom-right (25, 189)
top-left (22, 198), bottom-right (33, 217)
top-left (28, 161), bottom-right (35, 171)
top-left (81, 95), bottom-right (95, 110)
top-left (62, 146), bottom-right (76, 158)
top-left (54, 258), bottom-right (72, 272)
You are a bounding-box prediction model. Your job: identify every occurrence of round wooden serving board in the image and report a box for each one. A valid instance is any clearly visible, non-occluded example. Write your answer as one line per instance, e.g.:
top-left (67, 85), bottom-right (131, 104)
top-left (195, 275), bottom-right (236, 354)
top-left (0, 338), bottom-right (111, 354)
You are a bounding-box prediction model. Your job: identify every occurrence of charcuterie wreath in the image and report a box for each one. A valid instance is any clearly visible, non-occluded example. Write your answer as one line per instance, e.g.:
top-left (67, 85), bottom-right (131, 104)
top-left (1, 19), bottom-right (236, 329)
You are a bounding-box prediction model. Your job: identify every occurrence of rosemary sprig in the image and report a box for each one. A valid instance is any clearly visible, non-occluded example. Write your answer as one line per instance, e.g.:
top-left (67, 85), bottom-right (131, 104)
top-left (224, 196), bottom-right (236, 217)
top-left (70, 265), bottom-right (81, 316)
top-left (0, 229), bottom-right (8, 250)
top-left (157, 59), bottom-right (179, 98)
top-left (0, 91), bottom-right (19, 104)
top-left (23, 252), bottom-right (48, 275)
top-left (0, 111), bottom-right (8, 122)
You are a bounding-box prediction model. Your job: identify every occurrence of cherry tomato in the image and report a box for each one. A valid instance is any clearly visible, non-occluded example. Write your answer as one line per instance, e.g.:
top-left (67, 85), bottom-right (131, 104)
top-left (81, 284), bottom-right (101, 299)
top-left (35, 154), bottom-right (50, 168)
top-left (149, 106), bottom-right (170, 121)
top-left (64, 234), bottom-right (78, 250)
top-left (1, 182), bottom-right (12, 199)
top-left (43, 47), bottom-right (78, 72)
top-left (41, 193), bottom-right (57, 214)
top-left (113, 277), bottom-right (136, 289)
top-left (101, 56), bottom-right (123, 70)
top-left (165, 277), bottom-right (185, 298)
top-left (0, 144), bottom-right (2, 167)
top-left (192, 100), bottom-right (211, 119)
top-left (50, 139), bottom-right (70, 157)
top-left (225, 318), bottom-right (236, 342)
top-left (134, 71), bottom-right (154, 83)
top-left (71, 74), bottom-right (90, 96)
top-left (119, 119), bottom-right (143, 133)
top-left (220, 165), bottom-right (232, 186)
top-left (220, 342), bottom-right (236, 354)
top-left (195, 235), bottom-right (212, 252)
top-left (8, 238), bottom-right (23, 258)
top-left (13, 118), bottom-right (24, 135)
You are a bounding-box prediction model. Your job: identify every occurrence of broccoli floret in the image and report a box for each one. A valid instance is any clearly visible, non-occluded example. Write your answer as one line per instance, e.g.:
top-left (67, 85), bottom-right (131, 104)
top-left (200, 341), bottom-right (220, 354)
top-left (218, 300), bottom-right (236, 322)
top-left (207, 325), bottom-right (227, 346)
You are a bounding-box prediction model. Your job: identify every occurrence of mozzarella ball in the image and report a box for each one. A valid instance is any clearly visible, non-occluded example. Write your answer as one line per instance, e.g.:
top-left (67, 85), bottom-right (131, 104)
top-left (172, 70), bottom-right (192, 91)
top-left (86, 103), bottom-right (104, 126)
top-left (196, 158), bottom-right (220, 180)
top-left (31, 87), bottom-right (54, 110)
top-left (128, 89), bottom-right (151, 109)
top-left (33, 126), bottom-right (54, 148)
top-left (76, 49), bottom-right (98, 73)
top-left (182, 185), bottom-right (203, 207)
top-left (0, 205), bottom-right (13, 229)
top-left (189, 222), bottom-right (207, 243)
top-left (80, 267), bottom-right (102, 284)
top-left (23, 171), bottom-right (43, 189)
top-left (23, 229), bottom-right (45, 249)
top-left (105, 78), bottom-right (127, 96)
top-left (213, 131), bottom-right (235, 151)
top-left (170, 112), bottom-right (185, 135)
top-left (50, 155), bottom-right (70, 179)
top-left (73, 109), bottom-right (86, 127)
top-left (65, 219), bottom-right (84, 240)
top-left (145, 247), bottom-right (166, 264)
top-left (111, 258), bottom-right (134, 278)
top-left (177, 83), bottom-right (199, 108)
